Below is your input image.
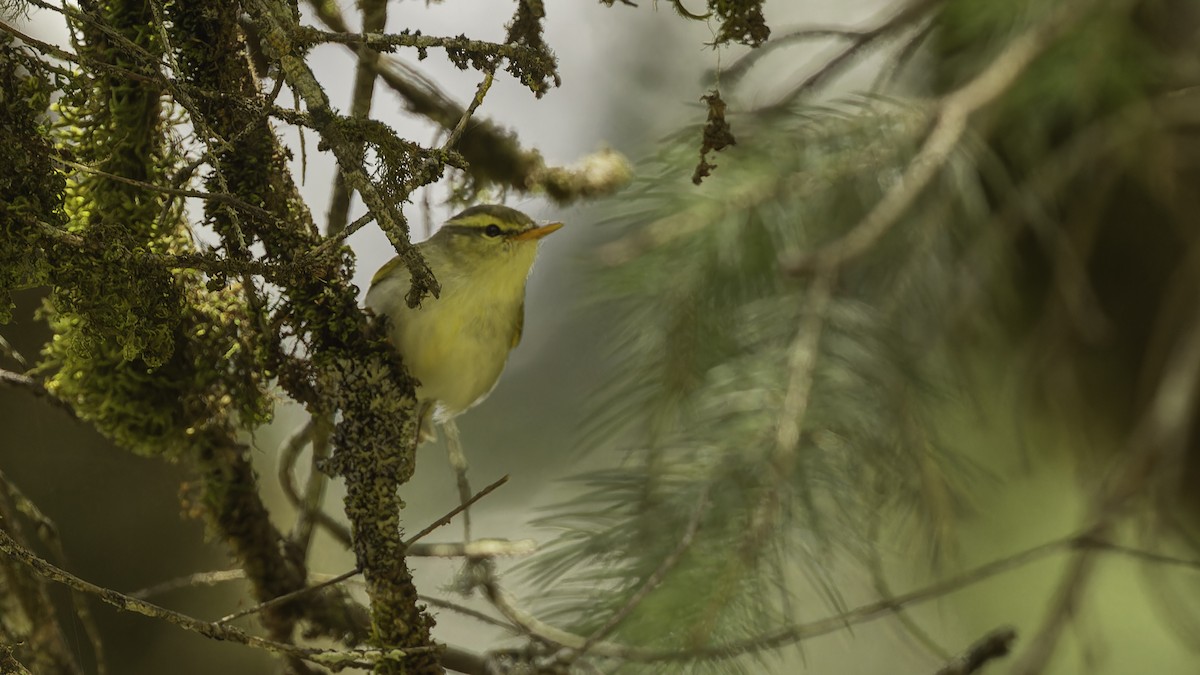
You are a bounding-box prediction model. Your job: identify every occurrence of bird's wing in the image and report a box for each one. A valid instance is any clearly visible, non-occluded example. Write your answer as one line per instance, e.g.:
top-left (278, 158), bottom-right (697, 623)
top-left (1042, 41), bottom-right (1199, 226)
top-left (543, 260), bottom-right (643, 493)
top-left (511, 300), bottom-right (525, 350)
top-left (370, 256), bottom-right (407, 288)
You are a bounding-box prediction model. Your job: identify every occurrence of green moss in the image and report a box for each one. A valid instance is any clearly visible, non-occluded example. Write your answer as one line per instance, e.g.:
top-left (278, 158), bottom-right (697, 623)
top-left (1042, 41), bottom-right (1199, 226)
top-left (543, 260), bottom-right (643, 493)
top-left (0, 42), bottom-right (65, 322)
top-left (43, 278), bottom-right (273, 456)
top-left (38, 0), bottom-right (272, 457)
top-left (709, 0), bottom-right (770, 46)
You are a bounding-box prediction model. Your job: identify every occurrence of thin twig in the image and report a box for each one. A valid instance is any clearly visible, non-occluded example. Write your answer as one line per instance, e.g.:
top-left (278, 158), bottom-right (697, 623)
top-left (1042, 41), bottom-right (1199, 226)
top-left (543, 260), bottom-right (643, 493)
top-left (217, 568), bottom-right (362, 626)
top-left (0, 369), bottom-right (76, 416)
top-left (305, 211), bottom-right (378, 262)
top-left (408, 539), bottom-right (537, 558)
top-left (130, 569), bottom-right (249, 599)
top-left (0, 333), bottom-right (27, 368)
top-left (419, 594), bottom-right (516, 631)
top-left (277, 416), bottom-right (353, 550)
top-left (865, 499), bottom-right (951, 661)
top-left (1082, 539), bottom-right (1200, 571)
top-left (0, 470), bottom-right (90, 675)
top-left (404, 474), bottom-right (510, 549)
top-left (871, 17), bottom-right (936, 91)
top-left (53, 156), bottom-right (281, 224)
top-left (443, 68), bottom-right (496, 152)
top-left (0, 529), bottom-right (432, 669)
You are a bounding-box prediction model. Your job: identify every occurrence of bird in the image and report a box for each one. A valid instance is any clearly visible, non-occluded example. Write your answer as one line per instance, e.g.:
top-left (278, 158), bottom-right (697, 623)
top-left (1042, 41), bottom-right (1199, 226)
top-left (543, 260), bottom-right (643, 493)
top-left (365, 204), bottom-right (562, 441)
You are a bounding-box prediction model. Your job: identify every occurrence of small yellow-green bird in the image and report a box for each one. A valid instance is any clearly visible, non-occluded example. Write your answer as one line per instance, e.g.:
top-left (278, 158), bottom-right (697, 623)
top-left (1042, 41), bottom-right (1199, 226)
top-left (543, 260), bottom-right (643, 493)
top-left (366, 204), bottom-right (562, 440)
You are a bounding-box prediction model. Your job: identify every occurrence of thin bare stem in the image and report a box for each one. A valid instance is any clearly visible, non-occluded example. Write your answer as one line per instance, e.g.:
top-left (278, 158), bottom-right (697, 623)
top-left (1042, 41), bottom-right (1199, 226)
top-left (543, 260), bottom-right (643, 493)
top-left (130, 569), bottom-right (248, 599)
top-left (419, 594), bottom-right (515, 631)
top-left (0, 368), bottom-right (77, 416)
top-left (0, 529), bottom-right (431, 669)
top-left (404, 474), bottom-right (510, 549)
top-left (217, 568), bottom-right (362, 626)
top-left (443, 69), bottom-right (495, 152)
top-left (53, 156), bottom-right (281, 225)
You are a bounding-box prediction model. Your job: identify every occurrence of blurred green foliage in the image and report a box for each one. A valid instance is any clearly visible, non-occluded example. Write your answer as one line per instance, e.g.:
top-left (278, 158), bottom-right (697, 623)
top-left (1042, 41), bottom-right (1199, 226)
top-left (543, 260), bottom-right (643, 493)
top-left (522, 0), bottom-right (1200, 671)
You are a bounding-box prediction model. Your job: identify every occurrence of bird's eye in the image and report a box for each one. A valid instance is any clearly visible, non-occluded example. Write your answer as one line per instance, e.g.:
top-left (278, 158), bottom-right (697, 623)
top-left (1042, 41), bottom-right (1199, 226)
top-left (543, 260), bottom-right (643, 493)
top-left (484, 224), bottom-right (503, 238)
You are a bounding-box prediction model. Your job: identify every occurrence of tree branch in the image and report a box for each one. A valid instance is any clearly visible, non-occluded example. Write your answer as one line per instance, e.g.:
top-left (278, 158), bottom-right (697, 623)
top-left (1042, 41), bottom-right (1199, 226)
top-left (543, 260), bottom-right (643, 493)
top-left (0, 528), bottom-right (434, 670)
top-left (783, 0), bottom-right (1096, 275)
top-left (245, 0), bottom-right (439, 306)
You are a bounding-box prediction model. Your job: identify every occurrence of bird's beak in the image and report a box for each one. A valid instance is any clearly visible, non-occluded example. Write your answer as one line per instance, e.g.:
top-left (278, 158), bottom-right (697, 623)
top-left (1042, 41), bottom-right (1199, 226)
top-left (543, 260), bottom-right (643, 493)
top-left (514, 222), bottom-right (564, 241)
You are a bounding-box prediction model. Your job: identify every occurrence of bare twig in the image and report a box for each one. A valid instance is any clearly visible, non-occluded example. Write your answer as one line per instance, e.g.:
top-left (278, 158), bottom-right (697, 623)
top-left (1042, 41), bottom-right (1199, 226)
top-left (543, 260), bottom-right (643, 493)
top-left (871, 17), bottom-right (936, 90)
top-left (721, 26), bottom-right (872, 84)
top-left (444, 69), bottom-right (496, 152)
top-left (481, 533), bottom-right (1081, 663)
top-left (0, 368), bottom-right (76, 416)
top-left (0, 529), bottom-right (433, 669)
top-left (865, 501), bottom-right (951, 661)
top-left (420, 594), bottom-right (515, 631)
top-left (130, 569), bottom-right (249, 599)
top-left (0, 333), bottom-right (27, 368)
top-left (217, 568), bottom-right (362, 626)
top-left (409, 539), bottom-right (537, 558)
top-left (277, 416), bottom-right (353, 550)
top-left (404, 474), bottom-right (510, 549)
top-left (216, 474), bottom-right (509, 628)
top-left (304, 211), bottom-right (377, 262)
top-left (53, 156), bottom-right (282, 225)
top-left (1082, 539), bottom-right (1200, 571)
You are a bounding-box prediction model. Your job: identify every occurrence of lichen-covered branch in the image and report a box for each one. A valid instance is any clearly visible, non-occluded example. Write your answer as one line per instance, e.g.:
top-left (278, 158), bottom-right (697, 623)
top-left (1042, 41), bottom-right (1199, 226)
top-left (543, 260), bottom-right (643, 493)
top-left (304, 0), bottom-right (630, 204)
top-left (245, 0), bottom-right (439, 306)
top-left (0, 528), bottom-right (431, 670)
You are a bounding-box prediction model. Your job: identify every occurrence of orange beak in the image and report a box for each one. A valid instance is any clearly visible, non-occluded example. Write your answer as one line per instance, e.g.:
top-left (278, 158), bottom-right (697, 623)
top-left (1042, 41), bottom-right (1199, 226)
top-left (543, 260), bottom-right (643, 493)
top-left (513, 222), bottom-right (564, 241)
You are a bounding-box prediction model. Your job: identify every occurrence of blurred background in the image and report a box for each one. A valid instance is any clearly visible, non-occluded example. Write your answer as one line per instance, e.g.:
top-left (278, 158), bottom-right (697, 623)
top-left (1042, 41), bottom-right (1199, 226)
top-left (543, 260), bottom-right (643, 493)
top-left (3, 0), bottom-right (1200, 673)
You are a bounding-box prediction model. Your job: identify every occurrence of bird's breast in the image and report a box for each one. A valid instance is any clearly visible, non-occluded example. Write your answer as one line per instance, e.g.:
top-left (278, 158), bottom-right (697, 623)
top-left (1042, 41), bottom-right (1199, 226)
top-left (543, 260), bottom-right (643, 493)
top-left (371, 278), bottom-right (522, 415)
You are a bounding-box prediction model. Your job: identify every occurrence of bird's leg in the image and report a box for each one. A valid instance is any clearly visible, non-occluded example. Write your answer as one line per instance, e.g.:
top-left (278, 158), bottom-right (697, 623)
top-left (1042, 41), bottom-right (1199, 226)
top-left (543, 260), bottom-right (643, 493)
top-left (442, 419), bottom-right (473, 542)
